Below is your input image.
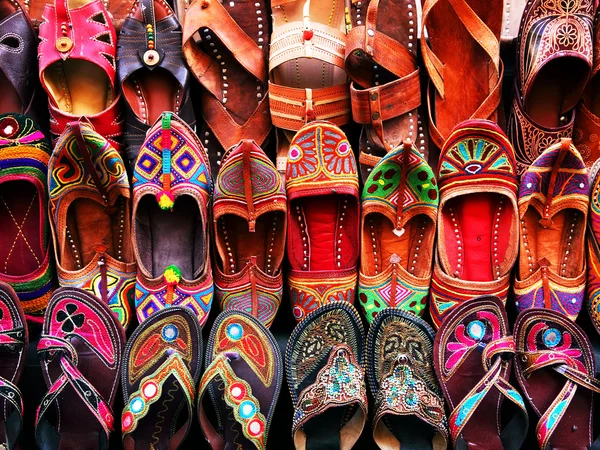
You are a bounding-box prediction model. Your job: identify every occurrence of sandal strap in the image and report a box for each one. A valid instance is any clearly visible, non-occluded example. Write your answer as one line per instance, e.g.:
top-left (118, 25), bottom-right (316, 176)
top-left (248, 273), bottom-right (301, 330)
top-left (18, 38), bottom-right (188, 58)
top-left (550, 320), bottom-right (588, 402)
top-left (198, 353), bottom-right (268, 450)
top-left (38, 335), bottom-right (78, 364)
top-left (0, 327), bottom-right (25, 348)
top-left (0, 375), bottom-right (23, 423)
top-left (121, 352), bottom-right (195, 437)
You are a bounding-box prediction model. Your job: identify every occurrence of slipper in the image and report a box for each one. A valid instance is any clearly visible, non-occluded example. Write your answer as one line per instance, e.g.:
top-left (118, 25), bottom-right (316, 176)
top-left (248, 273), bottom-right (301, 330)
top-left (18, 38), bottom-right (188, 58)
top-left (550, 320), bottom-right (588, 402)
top-left (345, 0), bottom-right (428, 179)
top-left (359, 140), bottom-right (438, 323)
top-left (515, 138), bottom-right (588, 319)
top-left (286, 302), bottom-right (367, 450)
top-left (434, 296), bottom-right (529, 450)
top-left (198, 310), bottom-right (282, 449)
top-left (514, 308), bottom-right (600, 449)
top-left (121, 305), bottom-right (202, 450)
top-left (367, 308), bottom-right (448, 450)
top-left (35, 287), bottom-right (125, 450)
top-left (587, 159), bottom-right (600, 334)
top-left (0, 282), bottom-right (28, 450)
top-left (27, 0), bottom-right (134, 31)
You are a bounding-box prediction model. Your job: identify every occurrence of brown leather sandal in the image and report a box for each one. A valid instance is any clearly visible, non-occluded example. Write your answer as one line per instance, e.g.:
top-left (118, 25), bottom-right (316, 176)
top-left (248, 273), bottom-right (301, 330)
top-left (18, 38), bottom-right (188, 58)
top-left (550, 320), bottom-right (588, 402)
top-left (182, 0), bottom-right (271, 178)
top-left (345, 0), bottom-right (428, 180)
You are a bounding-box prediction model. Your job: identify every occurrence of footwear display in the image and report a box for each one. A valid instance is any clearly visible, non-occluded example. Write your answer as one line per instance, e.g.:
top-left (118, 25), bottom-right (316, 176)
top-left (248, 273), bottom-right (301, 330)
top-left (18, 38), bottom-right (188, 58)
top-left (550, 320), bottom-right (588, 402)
top-left (213, 140), bottom-right (286, 328)
top-left (48, 121), bottom-right (136, 330)
top-left (359, 140), bottom-right (438, 323)
top-left (0, 113), bottom-right (55, 323)
top-left (132, 112), bottom-right (213, 326)
top-left (515, 138), bottom-right (588, 319)
top-left (117, 0), bottom-right (195, 171)
top-left (588, 159), bottom-right (600, 334)
top-left (285, 121), bottom-right (359, 322)
top-left (198, 310), bottom-right (282, 449)
top-left (430, 120), bottom-right (520, 328)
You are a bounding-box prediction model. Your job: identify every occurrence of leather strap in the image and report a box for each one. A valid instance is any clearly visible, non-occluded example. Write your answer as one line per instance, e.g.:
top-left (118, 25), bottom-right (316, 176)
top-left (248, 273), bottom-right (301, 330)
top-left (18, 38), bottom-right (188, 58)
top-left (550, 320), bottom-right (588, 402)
top-left (539, 138), bottom-right (571, 228)
top-left (241, 140), bottom-right (256, 232)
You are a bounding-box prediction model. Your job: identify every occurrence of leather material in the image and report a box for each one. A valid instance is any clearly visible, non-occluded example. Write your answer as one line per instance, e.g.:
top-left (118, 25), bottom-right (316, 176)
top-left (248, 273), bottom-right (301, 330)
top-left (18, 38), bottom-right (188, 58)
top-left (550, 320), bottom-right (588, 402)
top-left (501, 0), bottom-right (527, 42)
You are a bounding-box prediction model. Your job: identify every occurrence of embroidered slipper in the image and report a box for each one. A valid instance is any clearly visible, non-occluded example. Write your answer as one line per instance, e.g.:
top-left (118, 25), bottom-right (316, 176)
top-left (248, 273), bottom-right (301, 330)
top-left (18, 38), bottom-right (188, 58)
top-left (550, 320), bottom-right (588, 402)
top-left (514, 308), bottom-right (600, 449)
top-left (213, 140), bottom-right (287, 328)
top-left (198, 310), bottom-right (282, 449)
top-left (359, 140), bottom-right (438, 323)
top-left (367, 308), bottom-right (448, 449)
top-left (430, 120), bottom-right (520, 328)
top-left (587, 159), bottom-right (600, 334)
top-left (0, 282), bottom-right (28, 450)
top-left (121, 305), bottom-right (202, 450)
top-left (35, 287), bottom-right (125, 450)
top-left (515, 138), bottom-right (588, 319)
top-left (434, 296), bottom-right (528, 450)
top-left (132, 112), bottom-right (213, 326)
top-left (507, 0), bottom-right (594, 174)
top-left (285, 121), bottom-right (360, 322)
top-left (182, 0), bottom-right (271, 177)
top-left (345, 0), bottom-right (429, 179)
top-left (286, 302), bottom-right (367, 450)
top-left (0, 113), bottom-right (55, 323)
top-left (48, 121), bottom-right (136, 330)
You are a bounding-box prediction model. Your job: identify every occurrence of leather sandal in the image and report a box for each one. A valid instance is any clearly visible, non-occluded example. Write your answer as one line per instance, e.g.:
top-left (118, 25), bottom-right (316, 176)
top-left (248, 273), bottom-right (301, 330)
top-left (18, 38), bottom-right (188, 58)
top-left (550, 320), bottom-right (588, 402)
top-left (430, 120), bottom-right (520, 328)
top-left (36, 287), bottom-right (125, 450)
top-left (359, 140), bottom-right (438, 323)
top-left (514, 308), bottom-right (600, 449)
top-left (345, 0), bottom-right (428, 180)
top-left (182, 0), bottom-right (270, 178)
top-left (213, 140), bottom-right (287, 328)
top-left (0, 113), bottom-right (55, 323)
top-left (38, 0), bottom-right (123, 149)
top-left (48, 121), bottom-right (136, 330)
top-left (507, 0), bottom-right (595, 175)
top-left (269, 0), bottom-right (351, 177)
top-left (0, 282), bottom-right (28, 450)
top-left (587, 159), bottom-right (600, 334)
top-left (198, 310), bottom-right (282, 449)
top-left (421, 0), bottom-right (504, 153)
top-left (286, 302), bottom-right (367, 450)
top-left (121, 306), bottom-right (202, 450)
top-left (515, 138), bottom-right (588, 319)
top-left (117, 0), bottom-right (195, 171)
top-left (367, 308), bottom-right (448, 449)
top-left (434, 296), bottom-right (529, 450)
top-left (285, 121), bottom-right (359, 322)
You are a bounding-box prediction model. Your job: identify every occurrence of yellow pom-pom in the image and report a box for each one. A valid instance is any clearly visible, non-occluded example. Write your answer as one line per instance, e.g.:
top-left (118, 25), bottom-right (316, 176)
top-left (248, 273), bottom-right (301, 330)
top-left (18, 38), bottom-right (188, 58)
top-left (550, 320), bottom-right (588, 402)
top-left (164, 265), bottom-right (181, 285)
top-left (157, 191), bottom-right (174, 211)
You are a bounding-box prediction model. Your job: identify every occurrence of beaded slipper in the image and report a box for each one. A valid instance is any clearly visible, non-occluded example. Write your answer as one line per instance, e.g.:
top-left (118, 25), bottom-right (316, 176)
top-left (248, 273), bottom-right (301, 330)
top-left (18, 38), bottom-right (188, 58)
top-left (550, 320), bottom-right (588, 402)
top-left (198, 310), bottom-right (282, 449)
top-left (213, 140), bottom-right (286, 328)
top-left (36, 287), bottom-right (125, 450)
top-left (132, 112), bottom-right (213, 326)
top-left (286, 302), bottom-right (367, 450)
top-left (515, 138), bottom-right (588, 319)
top-left (430, 120), bottom-right (520, 328)
top-left (514, 308), bottom-right (600, 449)
top-left (48, 121), bottom-right (136, 330)
top-left (434, 296), bottom-right (528, 450)
top-left (0, 113), bottom-right (55, 323)
top-left (121, 306), bottom-right (202, 450)
top-left (285, 121), bottom-right (359, 322)
top-left (0, 282), bottom-right (28, 450)
top-left (359, 140), bottom-right (438, 323)
top-left (367, 308), bottom-right (448, 449)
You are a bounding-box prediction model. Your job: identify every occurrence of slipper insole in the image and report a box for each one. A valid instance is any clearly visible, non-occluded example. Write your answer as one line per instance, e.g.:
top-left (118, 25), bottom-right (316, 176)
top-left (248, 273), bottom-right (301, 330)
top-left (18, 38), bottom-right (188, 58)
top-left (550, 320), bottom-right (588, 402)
top-left (123, 68), bottom-right (179, 125)
top-left (0, 181), bottom-right (42, 276)
top-left (0, 69), bottom-right (23, 114)
top-left (304, 407), bottom-right (344, 450)
top-left (386, 415), bottom-right (435, 450)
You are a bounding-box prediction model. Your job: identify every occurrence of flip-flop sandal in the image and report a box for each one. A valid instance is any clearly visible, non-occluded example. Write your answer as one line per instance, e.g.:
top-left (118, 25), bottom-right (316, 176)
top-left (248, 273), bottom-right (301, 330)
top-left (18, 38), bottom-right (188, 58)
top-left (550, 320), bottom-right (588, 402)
top-left (198, 310), bottom-right (282, 449)
top-left (121, 306), bottom-right (202, 450)
top-left (0, 282), bottom-right (28, 450)
top-left (421, 0), bottom-right (504, 153)
top-left (269, 0), bottom-right (352, 178)
top-left (434, 296), bottom-right (529, 450)
top-left (286, 302), bottom-right (367, 450)
top-left (507, 0), bottom-right (594, 174)
top-left (182, 0), bottom-right (271, 178)
top-left (35, 287), bottom-right (125, 450)
top-left (367, 308), bottom-right (448, 450)
top-left (587, 159), bottom-right (600, 334)
top-left (345, 0), bottom-right (429, 180)
top-left (514, 308), bottom-right (600, 449)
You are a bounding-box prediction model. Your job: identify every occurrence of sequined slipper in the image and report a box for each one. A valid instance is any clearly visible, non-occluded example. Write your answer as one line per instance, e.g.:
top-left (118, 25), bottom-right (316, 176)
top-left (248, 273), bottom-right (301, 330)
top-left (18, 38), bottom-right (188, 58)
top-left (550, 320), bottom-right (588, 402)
top-left (367, 308), bottom-right (448, 449)
top-left (198, 310), bottom-right (282, 449)
top-left (286, 302), bottom-right (367, 450)
top-left (121, 306), bottom-right (202, 450)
